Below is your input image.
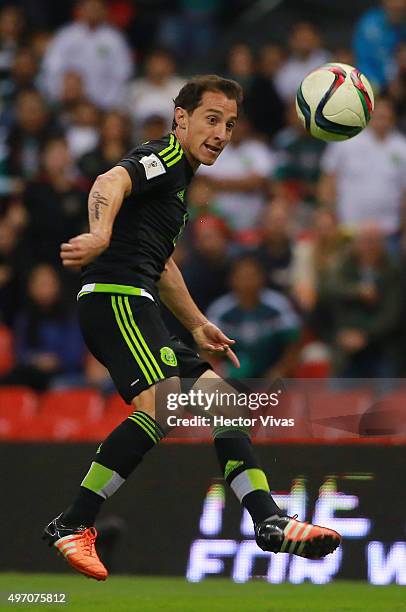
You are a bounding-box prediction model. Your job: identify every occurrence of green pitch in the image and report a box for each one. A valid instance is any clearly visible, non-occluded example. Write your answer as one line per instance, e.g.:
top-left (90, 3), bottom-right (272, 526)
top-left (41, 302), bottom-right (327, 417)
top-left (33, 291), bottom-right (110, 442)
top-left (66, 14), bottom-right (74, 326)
top-left (0, 574), bottom-right (404, 612)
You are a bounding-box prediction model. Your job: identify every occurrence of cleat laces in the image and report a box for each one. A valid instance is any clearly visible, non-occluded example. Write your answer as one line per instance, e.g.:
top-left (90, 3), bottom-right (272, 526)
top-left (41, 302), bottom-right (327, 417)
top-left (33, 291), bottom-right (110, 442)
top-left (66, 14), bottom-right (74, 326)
top-left (82, 527), bottom-right (98, 556)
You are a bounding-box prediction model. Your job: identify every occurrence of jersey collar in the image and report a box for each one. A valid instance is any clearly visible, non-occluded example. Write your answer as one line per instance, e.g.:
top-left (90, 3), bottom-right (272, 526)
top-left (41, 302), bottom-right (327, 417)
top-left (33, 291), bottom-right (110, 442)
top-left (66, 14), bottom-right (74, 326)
top-left (169, 132), bottom-right (195, 179)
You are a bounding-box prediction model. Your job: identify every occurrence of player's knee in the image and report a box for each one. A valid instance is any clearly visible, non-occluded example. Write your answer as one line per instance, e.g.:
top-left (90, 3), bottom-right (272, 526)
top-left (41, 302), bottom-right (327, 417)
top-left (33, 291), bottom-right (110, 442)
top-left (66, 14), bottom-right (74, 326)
top-left (131, 376), bottom-right (181, 421)
top-left (131, 385), bottom-right (156, 417)
top-left (155, 376), bottom-right (183, 423)
top-left (193, 369), bottom-right (246, 419)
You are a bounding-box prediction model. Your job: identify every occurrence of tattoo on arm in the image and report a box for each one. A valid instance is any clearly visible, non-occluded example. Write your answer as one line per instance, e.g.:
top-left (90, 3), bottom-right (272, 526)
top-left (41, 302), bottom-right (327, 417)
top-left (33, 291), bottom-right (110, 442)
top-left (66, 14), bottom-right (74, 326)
top-left (90, 191), bottom-right (109, 221)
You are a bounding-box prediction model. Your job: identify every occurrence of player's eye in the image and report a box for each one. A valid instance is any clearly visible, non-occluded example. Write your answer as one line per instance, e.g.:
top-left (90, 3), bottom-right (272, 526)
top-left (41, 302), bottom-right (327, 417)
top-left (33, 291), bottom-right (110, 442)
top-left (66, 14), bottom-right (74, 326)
top-left (226, 122), bottom-right (235, 130)
top-left (207, 116), bottom-right (217, 124)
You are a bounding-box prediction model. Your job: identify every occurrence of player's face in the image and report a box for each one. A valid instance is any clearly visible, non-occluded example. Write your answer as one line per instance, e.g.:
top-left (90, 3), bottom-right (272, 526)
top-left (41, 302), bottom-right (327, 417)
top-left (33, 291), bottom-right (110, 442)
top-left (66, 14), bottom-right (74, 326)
top-left (182, 91), bottom-right (238, 166)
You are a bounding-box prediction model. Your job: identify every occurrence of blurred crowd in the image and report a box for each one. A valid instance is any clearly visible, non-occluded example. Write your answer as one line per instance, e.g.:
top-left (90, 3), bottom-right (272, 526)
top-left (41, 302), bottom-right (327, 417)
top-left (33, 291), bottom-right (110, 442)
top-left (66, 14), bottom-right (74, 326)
top-left (1, 0), bottom-right (406, 393)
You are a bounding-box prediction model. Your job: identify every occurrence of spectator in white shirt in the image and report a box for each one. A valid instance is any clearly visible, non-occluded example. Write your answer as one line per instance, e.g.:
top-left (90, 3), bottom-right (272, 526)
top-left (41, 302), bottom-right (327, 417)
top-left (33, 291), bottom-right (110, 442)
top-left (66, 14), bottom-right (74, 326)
top-left (40, 0), bottom-right (133, 110)
top-left (274, 22), bottom-right (330, 103)
top-left (318, 98), bottom-right (406, 249)
top-left (198, 115), bottom-right (275, 237)
top-left (124, 48), bottom-right (185, 134)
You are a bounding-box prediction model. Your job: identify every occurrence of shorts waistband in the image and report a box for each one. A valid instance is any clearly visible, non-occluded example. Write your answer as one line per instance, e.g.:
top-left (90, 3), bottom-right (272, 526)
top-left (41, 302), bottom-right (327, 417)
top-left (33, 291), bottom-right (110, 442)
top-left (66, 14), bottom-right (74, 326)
top-left (77, 283), bottom-right (155, 302)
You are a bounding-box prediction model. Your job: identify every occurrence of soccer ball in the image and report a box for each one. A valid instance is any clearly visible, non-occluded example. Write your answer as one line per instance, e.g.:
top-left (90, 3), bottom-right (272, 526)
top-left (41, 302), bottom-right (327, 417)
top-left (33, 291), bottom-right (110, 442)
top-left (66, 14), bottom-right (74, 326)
top-left (296, 62), bottom-right (374, 142)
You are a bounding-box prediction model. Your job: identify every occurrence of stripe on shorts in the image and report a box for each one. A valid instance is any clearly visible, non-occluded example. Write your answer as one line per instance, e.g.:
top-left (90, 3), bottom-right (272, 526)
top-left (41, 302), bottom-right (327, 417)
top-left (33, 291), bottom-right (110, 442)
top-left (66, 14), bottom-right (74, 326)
top-left (117, 295), bottom-right (161, 382)
top-left (111, 296), bottom-right (153, 385)
top-left (123, 296), bottom-right (164, 380)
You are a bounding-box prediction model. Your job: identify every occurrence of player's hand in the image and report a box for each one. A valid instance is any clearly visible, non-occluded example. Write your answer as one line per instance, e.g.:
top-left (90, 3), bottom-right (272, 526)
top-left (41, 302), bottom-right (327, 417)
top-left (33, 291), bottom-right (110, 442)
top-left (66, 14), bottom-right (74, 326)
top-left (192, 321), bottom-right (240, 368)
top-left (60, 233), bottom-right (109, 268)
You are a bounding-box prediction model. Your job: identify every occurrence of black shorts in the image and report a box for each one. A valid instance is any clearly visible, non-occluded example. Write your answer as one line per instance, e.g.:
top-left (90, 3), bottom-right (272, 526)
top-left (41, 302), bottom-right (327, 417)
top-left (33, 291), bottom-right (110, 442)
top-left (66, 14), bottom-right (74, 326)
top-left (78, 292), bottom-right (212, 403)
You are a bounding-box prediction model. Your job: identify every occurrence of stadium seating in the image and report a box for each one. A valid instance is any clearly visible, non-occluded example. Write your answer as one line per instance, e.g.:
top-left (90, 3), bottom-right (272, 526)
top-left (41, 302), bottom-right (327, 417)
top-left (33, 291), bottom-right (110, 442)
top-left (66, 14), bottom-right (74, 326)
top-left (307, 388), bottom-right (374, 440)
top-left (358, 390), bottom-right (406, 437)
top-left (0, 325), bottom-right (14, 374)
top-left (0, 386), bottom-right (38, 439)
top-left (292, 360), bottom-right (331, 379)
top-left (105, 393), bottom-right (128, 413)
top-left (251, 390), bottom-right (310, 441)
top-left (20, 389), bottom-right (105, 442)
top-left (0, 385), bottom-right (403, 442)
top-left (84, 393), bottom-right (130, 441)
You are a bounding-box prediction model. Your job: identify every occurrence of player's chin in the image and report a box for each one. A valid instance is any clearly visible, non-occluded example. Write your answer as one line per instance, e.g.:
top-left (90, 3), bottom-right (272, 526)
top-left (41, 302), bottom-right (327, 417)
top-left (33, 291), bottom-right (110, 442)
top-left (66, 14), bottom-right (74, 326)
top-left (198, 151), bottom-right (220, 166)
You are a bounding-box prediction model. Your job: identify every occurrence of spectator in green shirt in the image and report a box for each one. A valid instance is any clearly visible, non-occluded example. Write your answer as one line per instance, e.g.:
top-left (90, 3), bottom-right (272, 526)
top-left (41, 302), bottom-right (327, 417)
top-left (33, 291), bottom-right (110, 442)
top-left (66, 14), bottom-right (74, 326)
top-left (273, 101), bottom-right (326, 206)
top-left (206, 256), bottom-right (301, 379)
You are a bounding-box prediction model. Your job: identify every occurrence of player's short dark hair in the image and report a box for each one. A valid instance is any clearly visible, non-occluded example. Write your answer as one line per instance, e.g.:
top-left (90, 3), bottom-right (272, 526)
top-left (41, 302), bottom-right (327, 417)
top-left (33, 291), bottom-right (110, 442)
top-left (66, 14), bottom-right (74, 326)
top-left (172, 74), bottom-right (243, 130)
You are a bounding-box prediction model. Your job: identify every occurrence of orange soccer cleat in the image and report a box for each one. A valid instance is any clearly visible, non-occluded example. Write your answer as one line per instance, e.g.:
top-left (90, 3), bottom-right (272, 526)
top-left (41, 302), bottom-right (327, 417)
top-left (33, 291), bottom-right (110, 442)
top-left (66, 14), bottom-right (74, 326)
top-left (255, 514), bottom-right (341, 559)
top-left (42, 514), bottom-right (108, 581)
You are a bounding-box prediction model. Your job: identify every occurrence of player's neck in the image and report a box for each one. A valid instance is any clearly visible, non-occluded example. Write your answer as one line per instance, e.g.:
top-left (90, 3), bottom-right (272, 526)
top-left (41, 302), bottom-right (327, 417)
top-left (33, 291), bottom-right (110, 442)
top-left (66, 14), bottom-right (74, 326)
top-left (173, 129), bottom-right (200, 172)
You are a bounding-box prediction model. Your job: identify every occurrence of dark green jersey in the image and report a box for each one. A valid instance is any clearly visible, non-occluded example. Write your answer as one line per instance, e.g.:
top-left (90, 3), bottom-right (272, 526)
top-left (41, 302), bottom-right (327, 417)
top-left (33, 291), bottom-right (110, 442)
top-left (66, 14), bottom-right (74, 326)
top-left (81, 133), bottom-right (194, 297)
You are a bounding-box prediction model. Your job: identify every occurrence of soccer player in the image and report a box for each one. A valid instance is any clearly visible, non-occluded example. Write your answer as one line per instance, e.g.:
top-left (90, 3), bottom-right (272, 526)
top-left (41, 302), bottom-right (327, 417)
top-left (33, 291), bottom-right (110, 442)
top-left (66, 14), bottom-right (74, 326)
top-left (42, 75), bottom-right (341, 580)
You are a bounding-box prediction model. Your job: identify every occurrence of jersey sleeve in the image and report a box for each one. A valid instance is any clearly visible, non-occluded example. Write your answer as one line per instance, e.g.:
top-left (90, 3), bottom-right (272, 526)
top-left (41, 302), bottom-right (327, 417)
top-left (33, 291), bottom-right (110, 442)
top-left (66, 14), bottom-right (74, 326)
top-left (116, 146), bottom-right (179, 196)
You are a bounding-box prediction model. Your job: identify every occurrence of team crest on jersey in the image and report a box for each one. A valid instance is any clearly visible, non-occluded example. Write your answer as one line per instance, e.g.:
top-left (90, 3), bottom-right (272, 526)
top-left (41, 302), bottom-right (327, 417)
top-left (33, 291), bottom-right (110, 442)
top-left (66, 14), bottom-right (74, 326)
top-left (177, 190), bottom-right (185, 202)
top-left (139, 154), bottom-right (166, 180)
top-left (160, 346), bottom-right (177, 366)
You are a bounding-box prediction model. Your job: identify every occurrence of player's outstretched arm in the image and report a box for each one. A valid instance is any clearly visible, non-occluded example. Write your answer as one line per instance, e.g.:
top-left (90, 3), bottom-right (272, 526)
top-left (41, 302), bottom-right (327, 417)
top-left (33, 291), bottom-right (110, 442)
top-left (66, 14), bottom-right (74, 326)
top-left (60, 166), bottom-right (132, 268)
top-left (158, 257), bottom-right (240, 367)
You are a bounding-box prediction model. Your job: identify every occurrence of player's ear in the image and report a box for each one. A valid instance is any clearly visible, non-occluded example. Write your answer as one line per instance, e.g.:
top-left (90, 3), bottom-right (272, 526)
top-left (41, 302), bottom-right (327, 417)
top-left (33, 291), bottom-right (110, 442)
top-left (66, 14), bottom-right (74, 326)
top-left (175, 107), bottom-right (188, 130)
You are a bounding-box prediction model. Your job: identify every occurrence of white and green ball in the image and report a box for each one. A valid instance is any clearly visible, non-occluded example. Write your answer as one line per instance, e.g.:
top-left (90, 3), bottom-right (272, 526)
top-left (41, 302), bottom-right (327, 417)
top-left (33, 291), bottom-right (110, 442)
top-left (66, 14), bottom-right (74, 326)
top-left (296, 62), bottom-right (375, 142)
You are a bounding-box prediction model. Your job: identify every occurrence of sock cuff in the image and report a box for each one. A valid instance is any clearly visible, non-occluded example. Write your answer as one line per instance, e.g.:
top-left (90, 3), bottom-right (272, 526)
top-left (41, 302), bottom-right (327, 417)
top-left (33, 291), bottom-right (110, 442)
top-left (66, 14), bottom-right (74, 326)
top-left (212, 426), bottom-right (250, 439)
top-left (81, 461), bottom-right (125, 499)
top-left (127, 410), bottom-right (165, 443)
top-left (229, 468), bottom-right (270, 503)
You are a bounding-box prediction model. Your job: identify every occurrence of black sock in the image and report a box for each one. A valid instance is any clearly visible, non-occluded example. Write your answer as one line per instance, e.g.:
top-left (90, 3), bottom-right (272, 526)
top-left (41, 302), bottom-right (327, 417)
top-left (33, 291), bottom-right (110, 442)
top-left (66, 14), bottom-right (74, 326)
top-left (62, 411), bottom-right (164, 527)
top-left (62, 487), bottom-right (105, 527)
top-left (213, 428), bottom-right (282, 523)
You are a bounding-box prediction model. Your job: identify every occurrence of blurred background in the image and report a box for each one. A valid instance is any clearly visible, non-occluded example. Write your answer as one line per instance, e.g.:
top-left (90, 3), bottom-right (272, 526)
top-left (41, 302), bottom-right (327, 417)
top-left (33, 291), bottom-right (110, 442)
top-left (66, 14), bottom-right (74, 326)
top-left (1, 0), bottom-right (406, 392)
top-left (0, 0), bottom-right (405, 585)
